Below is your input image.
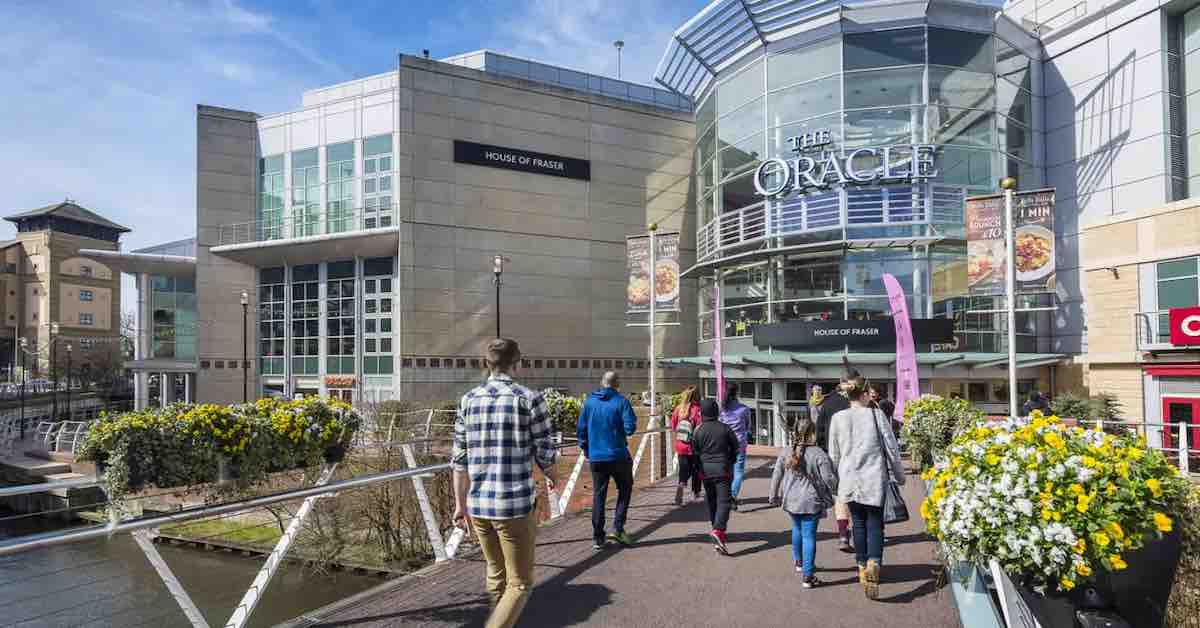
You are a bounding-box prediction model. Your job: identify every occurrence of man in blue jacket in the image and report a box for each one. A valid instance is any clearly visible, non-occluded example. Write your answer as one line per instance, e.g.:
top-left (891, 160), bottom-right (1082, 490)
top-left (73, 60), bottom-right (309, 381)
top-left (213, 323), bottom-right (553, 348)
top-left (577, 371), bottom-right (638, 550)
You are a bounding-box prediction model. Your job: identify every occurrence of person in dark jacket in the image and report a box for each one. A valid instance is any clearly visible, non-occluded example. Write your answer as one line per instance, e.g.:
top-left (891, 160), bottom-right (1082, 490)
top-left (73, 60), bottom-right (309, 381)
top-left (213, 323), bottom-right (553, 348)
top-left (818, 364), bottom-right (859, 552)
top-left (1021, 390), bottom-right (1050, 417)
top-left (577, 371), bottom-right (638, 550)
top-left (690, 398), bottom-right (739, 555)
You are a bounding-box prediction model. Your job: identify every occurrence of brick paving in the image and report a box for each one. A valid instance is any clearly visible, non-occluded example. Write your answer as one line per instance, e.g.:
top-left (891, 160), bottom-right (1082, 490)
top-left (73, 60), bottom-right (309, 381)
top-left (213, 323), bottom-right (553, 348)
top-left (282, 456), bottom-right (958, 628)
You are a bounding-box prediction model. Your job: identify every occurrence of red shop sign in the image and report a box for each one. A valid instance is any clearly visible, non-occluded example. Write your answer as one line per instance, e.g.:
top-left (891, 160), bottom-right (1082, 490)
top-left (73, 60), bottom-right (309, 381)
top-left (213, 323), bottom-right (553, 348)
top-left (1169, 306), bottom-right (1200, 346)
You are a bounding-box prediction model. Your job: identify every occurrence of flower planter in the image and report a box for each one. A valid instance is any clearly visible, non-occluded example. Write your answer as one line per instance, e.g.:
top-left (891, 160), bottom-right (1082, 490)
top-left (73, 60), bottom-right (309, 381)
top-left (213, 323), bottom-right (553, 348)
top-left (322, 444), bottom-right (346, 464)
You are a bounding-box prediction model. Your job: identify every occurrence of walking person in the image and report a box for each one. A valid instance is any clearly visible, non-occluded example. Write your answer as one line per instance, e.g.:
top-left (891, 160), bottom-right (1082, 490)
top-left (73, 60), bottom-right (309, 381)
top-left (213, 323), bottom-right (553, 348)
top-left (691, 399), bottom-right (739, 555)
top-left (670, 386), bottom-right (703, 505)
top-left (718, 382), bottom-right (750, 511)
top-left (451, 338), bottom-right (560, 628)
top-left (828, 375), bottom-right (906, 601)
top-left (817, 373), bottom-right (853, 551)
top-left (769, 417), bottom-right (837, 588)
top-left (577, 371), bottom-right (638, 550)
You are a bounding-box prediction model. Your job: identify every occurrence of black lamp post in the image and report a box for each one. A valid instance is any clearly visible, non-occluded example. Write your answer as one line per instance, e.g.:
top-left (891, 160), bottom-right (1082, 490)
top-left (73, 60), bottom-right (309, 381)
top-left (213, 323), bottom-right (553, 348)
top-left (64, 343), bottom-right (72, 421)
top-left (492, 255), bottom-right (504, 338)
top-left (17, 337), bottom-right (26, 439)
top-left (240, 290), bottom-right (249, 404)
top-left (50, 322), bottom-right (59, 421)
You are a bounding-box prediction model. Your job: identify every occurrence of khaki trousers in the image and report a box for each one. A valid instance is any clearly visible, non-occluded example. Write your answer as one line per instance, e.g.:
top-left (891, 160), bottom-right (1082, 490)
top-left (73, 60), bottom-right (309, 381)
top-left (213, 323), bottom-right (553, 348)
top-left (472, 510), bottom-right (538, 628)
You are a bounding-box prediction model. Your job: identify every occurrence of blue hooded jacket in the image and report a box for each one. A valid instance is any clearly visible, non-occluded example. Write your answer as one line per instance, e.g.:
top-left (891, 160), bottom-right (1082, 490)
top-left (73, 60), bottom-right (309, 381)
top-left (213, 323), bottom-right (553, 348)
top-left (576, 387), bottom-right (638, 462)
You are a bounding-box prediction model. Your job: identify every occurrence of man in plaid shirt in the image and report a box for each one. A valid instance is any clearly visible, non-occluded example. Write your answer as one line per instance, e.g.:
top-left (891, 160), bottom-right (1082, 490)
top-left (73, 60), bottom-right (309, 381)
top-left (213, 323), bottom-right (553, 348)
top-left (452, 338), bottom-right (559, 628)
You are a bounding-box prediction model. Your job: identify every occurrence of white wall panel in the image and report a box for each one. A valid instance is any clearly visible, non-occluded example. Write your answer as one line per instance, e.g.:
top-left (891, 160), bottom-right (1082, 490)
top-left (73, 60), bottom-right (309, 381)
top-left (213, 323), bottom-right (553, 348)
top-left (362, 102), bottom-right (395, 137)
top-left (290, 117), bottom-right (319, 149)
top-left (258, 125), bottom-right (286, 156)
top-left (325, 110), bottom-right (356, 143)
top-left (1045, 38), bottom-right (1110, 96)
top-left (1108, 133), bottom-right (1166, 185)
top-left (1111, 174), bottom-right (1168, 213)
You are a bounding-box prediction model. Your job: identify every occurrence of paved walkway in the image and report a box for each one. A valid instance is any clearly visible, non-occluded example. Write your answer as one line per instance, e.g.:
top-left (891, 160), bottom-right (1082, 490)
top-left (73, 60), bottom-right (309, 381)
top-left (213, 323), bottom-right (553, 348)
top-left (284, 457), bottom-right (958, 628)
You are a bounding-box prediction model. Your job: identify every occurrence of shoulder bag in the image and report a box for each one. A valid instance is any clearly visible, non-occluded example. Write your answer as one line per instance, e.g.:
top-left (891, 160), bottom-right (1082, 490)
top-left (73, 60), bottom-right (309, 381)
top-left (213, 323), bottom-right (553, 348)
top-left (871, 408), bottom-right (910, 524)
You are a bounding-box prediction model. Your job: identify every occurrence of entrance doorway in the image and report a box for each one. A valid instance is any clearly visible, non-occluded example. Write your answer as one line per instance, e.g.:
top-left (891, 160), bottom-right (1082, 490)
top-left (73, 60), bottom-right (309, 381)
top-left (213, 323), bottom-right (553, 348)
top-left (1162, 396), bottom-right (1200, 457)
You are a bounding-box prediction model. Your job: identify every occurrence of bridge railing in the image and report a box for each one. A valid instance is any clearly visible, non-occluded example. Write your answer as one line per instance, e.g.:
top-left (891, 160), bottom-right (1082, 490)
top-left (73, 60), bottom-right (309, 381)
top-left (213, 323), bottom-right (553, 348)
top-left (0, 413), bottom-right (677, 628)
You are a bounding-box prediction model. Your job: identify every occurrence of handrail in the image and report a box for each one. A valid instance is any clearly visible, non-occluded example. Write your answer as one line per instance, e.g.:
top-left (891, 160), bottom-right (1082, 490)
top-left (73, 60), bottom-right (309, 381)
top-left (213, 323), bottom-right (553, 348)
top-left (215, 205), bottom-right (398, 247)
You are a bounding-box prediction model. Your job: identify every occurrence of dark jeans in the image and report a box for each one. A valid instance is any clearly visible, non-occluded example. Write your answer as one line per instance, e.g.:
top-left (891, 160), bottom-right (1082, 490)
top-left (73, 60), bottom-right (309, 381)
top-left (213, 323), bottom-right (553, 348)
top-left (677, 454), bottom-right (701, 495)
top-left (590, 460), bottom-right (634, 543)
top-left (703, 476), bottom-right (732, 532)
top-left (849, 501), bottom-right (884, 566)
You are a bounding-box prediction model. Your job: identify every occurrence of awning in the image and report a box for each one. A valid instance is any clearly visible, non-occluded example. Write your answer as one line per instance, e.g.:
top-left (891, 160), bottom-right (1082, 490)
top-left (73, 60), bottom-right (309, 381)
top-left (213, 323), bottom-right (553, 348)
top-left (79, 249), bottom-right (196, 278)
top-left (661, 351), bottom-right (1068, 370)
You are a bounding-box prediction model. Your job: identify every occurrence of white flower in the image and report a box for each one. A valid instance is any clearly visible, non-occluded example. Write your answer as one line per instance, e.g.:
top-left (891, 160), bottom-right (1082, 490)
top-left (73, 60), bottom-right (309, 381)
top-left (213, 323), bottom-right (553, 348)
top-left (1014, 498), bottom-right (1033, 516)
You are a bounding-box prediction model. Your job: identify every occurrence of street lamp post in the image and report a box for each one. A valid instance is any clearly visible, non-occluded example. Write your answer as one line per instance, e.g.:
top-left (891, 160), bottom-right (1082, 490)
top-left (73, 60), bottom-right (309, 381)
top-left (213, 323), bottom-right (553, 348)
top-left (241, 290), bottom-right (249, 404)
top-left (1001, 176), bottom-right (1019, 418)
top-left (64, 343), bottom-right (72, 421)
top-left (17, 338), bottom-right (26, 439)
top-left (49, 322), bottom-right (60, 421)
top-left (492, 255), bottom-right (504, 338)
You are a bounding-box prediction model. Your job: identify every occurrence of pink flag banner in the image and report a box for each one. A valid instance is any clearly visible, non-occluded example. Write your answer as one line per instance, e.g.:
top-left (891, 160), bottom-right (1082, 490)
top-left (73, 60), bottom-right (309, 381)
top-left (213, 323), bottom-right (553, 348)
top-left (712, 283), bottom-right (725, 408)
top-left (883, 273), bottom-right (919, 421)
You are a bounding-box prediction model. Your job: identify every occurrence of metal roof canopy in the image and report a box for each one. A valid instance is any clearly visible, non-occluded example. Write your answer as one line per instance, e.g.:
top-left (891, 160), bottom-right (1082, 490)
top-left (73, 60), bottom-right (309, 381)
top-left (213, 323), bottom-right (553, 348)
top-left (654, 0), bottom-right (1039, 99)
top-left (660, 350), bottom-right (1067, 370)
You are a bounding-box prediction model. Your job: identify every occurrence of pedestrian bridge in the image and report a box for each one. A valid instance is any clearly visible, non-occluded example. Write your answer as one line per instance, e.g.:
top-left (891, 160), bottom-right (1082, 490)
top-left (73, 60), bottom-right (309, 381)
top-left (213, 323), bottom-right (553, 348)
top-left (0, 425), bottom-right (954, 628)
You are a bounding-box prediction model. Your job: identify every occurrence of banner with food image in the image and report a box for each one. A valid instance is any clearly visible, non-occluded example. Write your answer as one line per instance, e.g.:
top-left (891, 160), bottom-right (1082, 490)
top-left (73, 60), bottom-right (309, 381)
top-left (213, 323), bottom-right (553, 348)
top-left (966, 188), bottom-right (1056, 294)
top-left (626, 232), bottom-right (681, 316)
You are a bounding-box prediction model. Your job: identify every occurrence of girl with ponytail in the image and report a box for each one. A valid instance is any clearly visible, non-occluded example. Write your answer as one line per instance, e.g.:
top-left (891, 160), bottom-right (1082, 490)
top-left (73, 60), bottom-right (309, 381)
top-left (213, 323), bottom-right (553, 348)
top-left (769, 416), bottom-right (838, 588)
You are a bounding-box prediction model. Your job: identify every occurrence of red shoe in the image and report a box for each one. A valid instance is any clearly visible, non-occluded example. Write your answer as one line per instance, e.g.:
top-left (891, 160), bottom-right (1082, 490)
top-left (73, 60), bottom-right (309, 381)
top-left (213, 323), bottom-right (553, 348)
top-left (710, 529), bottom-right (729, 555)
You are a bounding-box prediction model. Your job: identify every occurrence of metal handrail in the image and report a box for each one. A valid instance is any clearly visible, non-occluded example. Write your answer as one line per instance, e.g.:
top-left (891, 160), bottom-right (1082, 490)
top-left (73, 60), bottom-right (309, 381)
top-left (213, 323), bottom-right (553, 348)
top-left (215, 205), bottom-right (398, 247)
top-left (1132, 309), bottom-right (1173, 350)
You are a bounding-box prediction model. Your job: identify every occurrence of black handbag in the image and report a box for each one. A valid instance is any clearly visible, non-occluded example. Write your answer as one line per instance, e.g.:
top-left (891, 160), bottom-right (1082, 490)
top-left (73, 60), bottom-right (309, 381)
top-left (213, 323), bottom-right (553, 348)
top-left (871, 408), bottom-right (910, 524)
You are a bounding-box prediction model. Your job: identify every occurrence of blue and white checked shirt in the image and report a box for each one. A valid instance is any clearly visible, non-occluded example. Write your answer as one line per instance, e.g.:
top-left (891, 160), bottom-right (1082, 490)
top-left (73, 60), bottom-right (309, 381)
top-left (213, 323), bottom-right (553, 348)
top-left (451, 374), bottom-right (558, 520)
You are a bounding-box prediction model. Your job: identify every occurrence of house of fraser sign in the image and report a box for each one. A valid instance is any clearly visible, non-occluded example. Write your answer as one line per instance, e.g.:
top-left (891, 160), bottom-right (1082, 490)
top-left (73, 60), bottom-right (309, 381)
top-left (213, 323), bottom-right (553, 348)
top-left (752, 130), bottom-right (939, 197)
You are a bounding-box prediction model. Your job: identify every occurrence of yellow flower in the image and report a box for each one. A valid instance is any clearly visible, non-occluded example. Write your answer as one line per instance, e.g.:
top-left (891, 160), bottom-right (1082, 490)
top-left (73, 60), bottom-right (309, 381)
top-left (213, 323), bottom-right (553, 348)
top-left (1081, 456), bottom-right (1098, 468)
top-left (1060, 577), bottom-right (1076, 591)
top-left (1092, 532), bottom-right (1111, 548)
top-left (920, 499), bottom-right (933, 520)
top-left (1041, 508), bottom-right (1055, 521)
top-left (921, 467), bottom-right (937, 481)
top-left (1044, 432), bottom-right (1066, 450)
top-left (1105, 522), bottom-right (1125, 541)
top-left (1069, 484), bottom-right (1085, 496)
top-left (1154, 512), bottom-right (1174, 533)
top-left (1116, 462), bottom-right (1130, 479)
top-left (1109, 554), bottom-right (1127, 570)
top-left (1145, 478), bottom-right (1162, 498)
top-left (1076, 563), bottom-right (1093, 577)
top-left (1031, 409), bottom-right (1044, 419)
top-left (1072, 539), bottom-right (1087, 554)
top-left (985, 453), bottom-right (1001, 466)
top-left (1105, 483), bottom-right (1118, 497)
top-left (1076, 494), bottom-right (1091, 513)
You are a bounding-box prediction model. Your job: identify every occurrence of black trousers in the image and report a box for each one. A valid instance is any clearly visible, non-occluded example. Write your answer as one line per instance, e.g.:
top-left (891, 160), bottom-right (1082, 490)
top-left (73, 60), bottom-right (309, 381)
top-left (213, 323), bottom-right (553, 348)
top-left (590, 460), bottom-right (634, 543)
top-left (677, 454), bottom-right (702, 495)
top-left (703, 476), bottom-right (732, 532)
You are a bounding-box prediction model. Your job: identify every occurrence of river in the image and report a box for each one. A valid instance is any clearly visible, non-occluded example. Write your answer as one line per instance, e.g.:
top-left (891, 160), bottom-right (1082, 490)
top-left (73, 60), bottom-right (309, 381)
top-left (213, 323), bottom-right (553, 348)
top-left (0, 513), bottom-right (383, 628)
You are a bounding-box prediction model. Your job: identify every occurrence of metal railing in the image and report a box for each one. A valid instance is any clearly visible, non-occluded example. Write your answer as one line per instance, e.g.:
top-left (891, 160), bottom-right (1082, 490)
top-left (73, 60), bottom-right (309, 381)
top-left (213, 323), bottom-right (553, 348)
top-left (215, 206), bottom-right (397, 247)
top-left (696, 183), bottom-right (969, 263)
top-left (1087, 419), bottom-right (1199, 476)
top-left (1133, 309), bottom-right (1177, 351)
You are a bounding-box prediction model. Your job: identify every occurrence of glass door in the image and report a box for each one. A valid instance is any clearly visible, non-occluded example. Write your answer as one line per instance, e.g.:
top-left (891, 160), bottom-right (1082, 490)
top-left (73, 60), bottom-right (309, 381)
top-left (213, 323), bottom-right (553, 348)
top-left (1162, 397), bottom-right (1200, 458)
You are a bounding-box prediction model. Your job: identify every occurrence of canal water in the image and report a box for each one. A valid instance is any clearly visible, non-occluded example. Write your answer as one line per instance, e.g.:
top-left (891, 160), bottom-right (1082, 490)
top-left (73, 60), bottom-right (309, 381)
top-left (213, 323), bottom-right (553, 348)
top-left (0, 513), bottom-right (383, 627)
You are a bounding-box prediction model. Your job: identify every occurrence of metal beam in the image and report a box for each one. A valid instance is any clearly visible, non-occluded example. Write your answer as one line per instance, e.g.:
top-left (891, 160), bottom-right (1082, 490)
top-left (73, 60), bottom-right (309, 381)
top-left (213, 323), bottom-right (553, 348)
top-left (931, 355), bottom-right (968, 369)
top-left (972, 357), bottom-right (1010, 370)
top-left (737, 0), bottom-right (768, 46)
top-left (402, 444), bottom-right (448, 562)
top-left (1017, 357), bottom-right (1067, 369)
top-left (134, 530), bottom-right (211, 628)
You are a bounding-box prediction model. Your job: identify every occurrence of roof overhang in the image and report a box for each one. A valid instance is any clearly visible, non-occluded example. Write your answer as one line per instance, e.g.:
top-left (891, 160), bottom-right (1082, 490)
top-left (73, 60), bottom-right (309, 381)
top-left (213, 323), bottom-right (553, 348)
top-left (209, 228), bottom-right (400, 267)
top-left (79, 249), bottom-right (196, 278)
top-left (125, 359), bottom-right (199, 373)
top-left (663, 351), bottom-right (1069, 371)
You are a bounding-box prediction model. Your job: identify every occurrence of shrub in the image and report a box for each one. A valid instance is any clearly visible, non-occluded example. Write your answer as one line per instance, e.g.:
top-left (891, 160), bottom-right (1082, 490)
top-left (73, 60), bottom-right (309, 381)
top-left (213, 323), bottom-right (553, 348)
top-left (542, 389), bottom-right (583, 435)
top-left (901, 394), bottom-right (986, 470)
top-left (1050, 393), bottom-right (1092, 422)
top-left (922, 411), bottom-right (1190, 594)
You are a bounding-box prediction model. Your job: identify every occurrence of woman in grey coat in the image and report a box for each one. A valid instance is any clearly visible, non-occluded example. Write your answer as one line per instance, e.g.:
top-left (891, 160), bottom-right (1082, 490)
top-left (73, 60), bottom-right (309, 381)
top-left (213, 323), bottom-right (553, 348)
top-left (769, 416), bottom-right (837, 588)
top-left (827, 375), bottom-right (905, 600)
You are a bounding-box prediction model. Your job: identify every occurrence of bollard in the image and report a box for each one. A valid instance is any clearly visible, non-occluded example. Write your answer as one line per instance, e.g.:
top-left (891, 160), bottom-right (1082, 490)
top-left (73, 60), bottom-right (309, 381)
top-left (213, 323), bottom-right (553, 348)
top-left (1181, 423), bottom-right (1190, 476)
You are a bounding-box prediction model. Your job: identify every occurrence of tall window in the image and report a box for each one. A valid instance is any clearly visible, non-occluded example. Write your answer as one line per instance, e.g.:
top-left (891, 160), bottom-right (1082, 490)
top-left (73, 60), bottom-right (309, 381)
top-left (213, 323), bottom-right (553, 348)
top-left (291, 264), bottom-right (320, 375)
top-left (363, 257), bottom-right (394, 375)
top-left (326, 143), bottom-right (355, 233)
top-left (1158, 256), bottom-right (1200, 341)
top-left (151, 276), bottom-right (197, 360)
top-left (363, 135), bottom-right (393, 229)
top-left (291, 148), bottom-right (320, 237)
top-left (259, 155), bottom-right (284, 240)
top-left (258, 268), bottom-right (286, 375)
top-left (326, 261), bottom-right (356, 375)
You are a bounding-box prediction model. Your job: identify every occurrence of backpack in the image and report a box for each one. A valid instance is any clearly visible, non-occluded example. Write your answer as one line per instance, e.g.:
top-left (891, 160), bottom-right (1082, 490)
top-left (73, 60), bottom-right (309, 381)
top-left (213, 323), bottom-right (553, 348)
top-left (675, 409), bottom-right (695, 443)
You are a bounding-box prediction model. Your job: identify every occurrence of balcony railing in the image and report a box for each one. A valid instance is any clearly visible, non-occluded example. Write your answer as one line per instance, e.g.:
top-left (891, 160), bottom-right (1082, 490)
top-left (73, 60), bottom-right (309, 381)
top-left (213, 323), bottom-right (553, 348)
top-left (215, 206), bottom-right (396, 247)
top-left (1134, 310), bottom-right (1179, 352)
top-left (696, 184), bottom-right (968, 264)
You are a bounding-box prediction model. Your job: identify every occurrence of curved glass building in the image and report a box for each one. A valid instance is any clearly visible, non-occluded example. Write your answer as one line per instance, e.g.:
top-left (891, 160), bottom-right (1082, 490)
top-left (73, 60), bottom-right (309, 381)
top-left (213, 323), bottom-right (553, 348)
top-left (658, 0), bottom-right (1058, 441)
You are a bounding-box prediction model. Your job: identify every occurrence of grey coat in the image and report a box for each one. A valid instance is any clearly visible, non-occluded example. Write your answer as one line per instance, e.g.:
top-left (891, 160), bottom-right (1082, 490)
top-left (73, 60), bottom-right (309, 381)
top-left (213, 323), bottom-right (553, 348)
top-left (828, 405), bottom-right (905, 508)
top-left (769, 445), bottom-right (838, 516)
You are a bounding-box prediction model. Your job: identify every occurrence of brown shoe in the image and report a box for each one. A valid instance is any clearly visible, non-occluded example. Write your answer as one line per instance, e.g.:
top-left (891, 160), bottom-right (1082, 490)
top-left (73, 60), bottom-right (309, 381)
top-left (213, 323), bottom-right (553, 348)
top-left (863, 559), bottom-right (880, 600)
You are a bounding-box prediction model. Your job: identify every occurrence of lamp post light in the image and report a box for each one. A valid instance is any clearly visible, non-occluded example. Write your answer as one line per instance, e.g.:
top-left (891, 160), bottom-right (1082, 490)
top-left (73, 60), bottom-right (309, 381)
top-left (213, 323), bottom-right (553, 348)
top-left (492, 255), bottom-right (505, 338)
top-left (50, 322), bottom-right (60, 421)
top-left (64, 343), bottom-right (73, 421)
top-left (241, 290), bottom-right (249, 404)
top-left (17, 337), bottom-right (26, 439)
top-left (1000, 176), bottom-right (1019, 419)
top-left (614, 40), bottom-right (624, 80)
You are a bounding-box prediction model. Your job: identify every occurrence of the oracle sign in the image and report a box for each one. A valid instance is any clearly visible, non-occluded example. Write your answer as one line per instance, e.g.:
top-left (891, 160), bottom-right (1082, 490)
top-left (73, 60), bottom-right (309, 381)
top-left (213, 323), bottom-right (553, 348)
top-left (752, 137), bottom-right (939, 197)
top-left (1169, 306), bottom-right (1200, 346)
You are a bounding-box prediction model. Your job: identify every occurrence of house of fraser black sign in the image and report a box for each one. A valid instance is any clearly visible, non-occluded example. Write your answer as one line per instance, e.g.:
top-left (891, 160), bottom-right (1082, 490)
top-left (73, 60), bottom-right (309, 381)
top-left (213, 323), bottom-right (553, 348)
top-left (453, 140), bottom-right (591, 181)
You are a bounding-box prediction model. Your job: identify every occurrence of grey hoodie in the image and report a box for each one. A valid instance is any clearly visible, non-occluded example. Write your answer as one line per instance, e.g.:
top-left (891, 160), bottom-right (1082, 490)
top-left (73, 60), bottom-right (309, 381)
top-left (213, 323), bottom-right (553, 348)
top-left (769, 445), bottom-right (838, 516)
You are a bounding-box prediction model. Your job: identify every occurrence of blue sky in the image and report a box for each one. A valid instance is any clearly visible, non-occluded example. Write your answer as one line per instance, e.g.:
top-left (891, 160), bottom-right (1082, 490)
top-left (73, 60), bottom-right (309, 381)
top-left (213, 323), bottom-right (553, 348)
top-left (0, 0), bottom-right (707, 313)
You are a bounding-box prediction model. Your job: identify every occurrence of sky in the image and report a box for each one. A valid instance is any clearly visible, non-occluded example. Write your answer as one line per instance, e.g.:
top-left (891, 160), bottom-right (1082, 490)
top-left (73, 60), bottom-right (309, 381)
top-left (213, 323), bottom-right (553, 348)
top-left (0, 0), bottom-right (708, 314)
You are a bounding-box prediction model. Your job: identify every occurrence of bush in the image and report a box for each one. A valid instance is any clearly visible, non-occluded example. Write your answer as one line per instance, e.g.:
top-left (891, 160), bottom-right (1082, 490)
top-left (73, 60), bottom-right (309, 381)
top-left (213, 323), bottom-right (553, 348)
top-left (542, 389), bottom-right (583, 435)
top-left (901, 394), bottom-right (986, 470)
top-left (1050, 393), bottom-right (1092, 422)
top-left (78, 397), bottom-right (361, 499)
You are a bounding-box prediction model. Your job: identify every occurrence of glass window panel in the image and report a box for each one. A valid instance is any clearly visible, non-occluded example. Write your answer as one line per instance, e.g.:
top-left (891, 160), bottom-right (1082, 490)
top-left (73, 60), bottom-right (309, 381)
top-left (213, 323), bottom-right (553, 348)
top-left (717, 98), bottom-right (764, 148)
top-left (697, 126), bottom-right (716, 166)
top-left (697, 90), bottom-right (716, 135)
top-left (381, 319), bottom-right (392, 333)
top-left (292, 148), bottom-right (317, 169)
top-left (928, 28), bottom-right (993, 72)
top-left (364, 179), bottom-right (376, 194)
top-left (931, 107), bottom-right (993, 148)
top-left (996, 80), bottom-right (1031, 125)
top-left (701, 191), bottom-right (716, 225)
top-left (327, 142), bottom-right (355, 163)
top-left (844, 28), bottom-right (925, 70)
top-left (844, 67), bottom-right (924, 110)
top-left (718, 59), bottom-right (763, 117)
top-left (843, 107), bottom-right (920, 148)
top-left (720, 173), bottom-right (759, 213)
top-left (939, 146), bottom-right (997, 187)
top-left (1159, 257), bottom-right (1199, 279)
top-left (772, 299), bottom-right (845, 322)
top-left (719, 132), bottom-right (764, 180)
top-left (380, 156), bottom-right (391, 171)
top-left (766, 76), bottom-right (841, 126)
top-left (379, 177), bottom-right (391, 192)
top-left (768, 114), bottom-right (842, 157)
top-left (929, 67), bottom-right (995, 110)
top-left (722, 263), bottom-right (769, 307)
top-left (773, 257), bottom-right (842, 300)
top-left (261, 155), bottom-right (284, 173)
top-left (845, 249), bottom-right (923, 295)
top-left (364, 160), bottom-right (376, 174)
top-left (364, 134), bottom-right (392, 156)
top-left (722, 304), bottom-right (767, 337)
top-left (768, 38), bottom-right (840, 90)
top-left (996, 37), bottom-right (1031, 87)
top-left (997, 116), bottom-right (1033, 161)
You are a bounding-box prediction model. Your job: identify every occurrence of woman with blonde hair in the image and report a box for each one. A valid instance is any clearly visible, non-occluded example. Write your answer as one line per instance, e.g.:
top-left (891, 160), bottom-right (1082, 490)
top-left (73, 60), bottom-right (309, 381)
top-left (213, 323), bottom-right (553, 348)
top-left (769, 416), bottom-right (837, 588)
top-left (670, 385), bottom-right (703, 505)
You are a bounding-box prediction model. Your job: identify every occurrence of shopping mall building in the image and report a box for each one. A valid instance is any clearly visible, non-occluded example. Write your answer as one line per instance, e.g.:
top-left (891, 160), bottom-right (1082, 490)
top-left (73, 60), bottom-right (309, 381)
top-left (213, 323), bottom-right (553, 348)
top-left (97, 0), bottom-right (1200, 442)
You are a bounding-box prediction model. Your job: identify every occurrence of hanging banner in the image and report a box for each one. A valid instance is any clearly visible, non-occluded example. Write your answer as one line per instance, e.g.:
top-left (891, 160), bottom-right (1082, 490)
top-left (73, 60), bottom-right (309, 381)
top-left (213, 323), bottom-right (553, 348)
top-left (712, 282), bottom-right (726, 408)
top-left (625, 232), bottom-right (681, 317)
top-left (966, 188), bottom-right (1056, 294)
top-left (883, 273), bottom-right (918, 422)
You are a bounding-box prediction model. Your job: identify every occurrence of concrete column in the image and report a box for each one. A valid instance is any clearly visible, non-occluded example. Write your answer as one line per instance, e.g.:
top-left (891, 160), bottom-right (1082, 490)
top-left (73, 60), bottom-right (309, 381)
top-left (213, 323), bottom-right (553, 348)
top-left (134, 371), bottom-right (148, 411)
top-left (161, 373), bottom-right (176, 407)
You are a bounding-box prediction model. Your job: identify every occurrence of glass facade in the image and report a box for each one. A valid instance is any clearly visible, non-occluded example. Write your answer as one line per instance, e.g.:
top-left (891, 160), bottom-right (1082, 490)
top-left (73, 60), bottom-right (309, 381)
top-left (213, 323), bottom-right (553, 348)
top-left (150, 276), bottom-right (197, 359)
